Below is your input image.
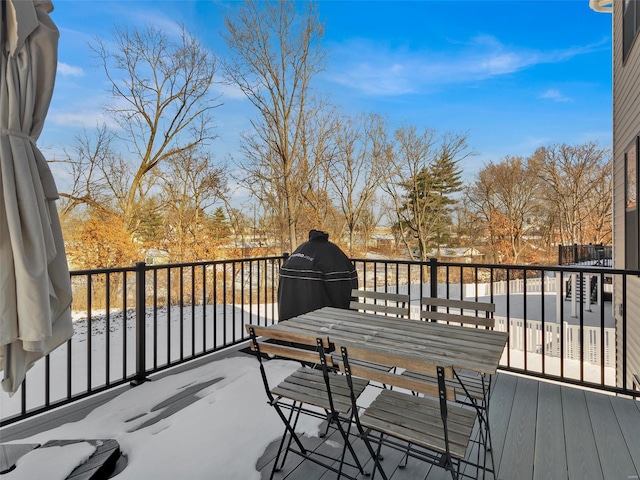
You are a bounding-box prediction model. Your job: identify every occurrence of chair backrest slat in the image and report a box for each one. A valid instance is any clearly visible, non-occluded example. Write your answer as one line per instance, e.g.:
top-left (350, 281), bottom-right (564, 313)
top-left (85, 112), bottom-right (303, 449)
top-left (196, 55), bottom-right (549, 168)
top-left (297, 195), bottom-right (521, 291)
top-left (350, 289), bottom-right (411, 318)
top-left (420, 297), bottom-right (495, 328)
top-left (246, 324), bottom-right (330, 348)
top-left (245, 324), bottom-right (333, 366)
top-left (335, 340), bottom-right (455, 399)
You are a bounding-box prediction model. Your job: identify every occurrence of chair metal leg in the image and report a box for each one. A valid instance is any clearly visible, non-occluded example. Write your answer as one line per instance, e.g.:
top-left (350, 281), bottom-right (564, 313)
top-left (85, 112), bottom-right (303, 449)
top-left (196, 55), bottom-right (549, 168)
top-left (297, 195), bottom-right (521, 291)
top-left (399, 441), bottom-right (409, 468)
top-left (318, 410), bottom-right (332, 438)
top-left (333, 414), bottom-right (369, 478)
top-left (271, 400), bottom-right (306, 475)
top-left (448, 457), bottom-right (459, 480)
top-left (357, 428), bottom-right (387, 480)
top-left (371, 431), bottom-right (387, 480)
top-left (456, 371), bottom-right (496, 479)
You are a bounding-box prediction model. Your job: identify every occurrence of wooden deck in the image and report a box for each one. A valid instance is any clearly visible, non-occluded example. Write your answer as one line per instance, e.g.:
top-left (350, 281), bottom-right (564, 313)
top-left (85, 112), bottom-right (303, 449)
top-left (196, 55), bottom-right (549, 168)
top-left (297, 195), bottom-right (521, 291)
top-left (2, 347), bottom-right (639, 479)
top-left (256, 371), bottom-right (640, 480)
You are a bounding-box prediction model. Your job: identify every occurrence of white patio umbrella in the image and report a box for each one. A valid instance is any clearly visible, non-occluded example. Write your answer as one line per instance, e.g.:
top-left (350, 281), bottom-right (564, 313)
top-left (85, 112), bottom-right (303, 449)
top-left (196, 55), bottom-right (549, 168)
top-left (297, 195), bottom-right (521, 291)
top-left (0, 0), bottom-right (73, 395)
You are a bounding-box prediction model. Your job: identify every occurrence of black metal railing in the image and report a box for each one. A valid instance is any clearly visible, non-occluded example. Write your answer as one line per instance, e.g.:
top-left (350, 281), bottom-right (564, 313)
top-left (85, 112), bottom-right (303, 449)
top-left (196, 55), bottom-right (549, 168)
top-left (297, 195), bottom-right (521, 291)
top-left (1, 256), bottom-right (284, 427)
top-left (352, 257), bottom-right (635, 396)
top-left (558, 243), bottom-right (612, 267)
top-left (1, 255), bottom-right (637, 428)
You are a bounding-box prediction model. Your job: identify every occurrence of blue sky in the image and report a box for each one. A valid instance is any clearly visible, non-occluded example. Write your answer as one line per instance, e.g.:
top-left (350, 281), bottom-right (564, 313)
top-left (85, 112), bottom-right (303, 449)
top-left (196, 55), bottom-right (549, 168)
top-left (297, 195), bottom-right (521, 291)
top-left (42, 0), bottom-right (612, 197)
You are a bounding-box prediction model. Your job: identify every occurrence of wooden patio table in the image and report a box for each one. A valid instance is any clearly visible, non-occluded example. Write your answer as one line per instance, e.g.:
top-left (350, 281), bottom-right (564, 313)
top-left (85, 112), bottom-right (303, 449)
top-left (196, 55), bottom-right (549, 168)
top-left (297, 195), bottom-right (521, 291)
top-left (264, 306), bottom-right (509, 476)
top-left (269, 306), bottom-right (508, 376)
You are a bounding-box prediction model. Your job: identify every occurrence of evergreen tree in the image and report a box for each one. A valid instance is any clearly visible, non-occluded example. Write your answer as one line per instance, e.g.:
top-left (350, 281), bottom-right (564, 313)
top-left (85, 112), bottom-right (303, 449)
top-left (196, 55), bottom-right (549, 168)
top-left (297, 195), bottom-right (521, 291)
top-left (398, 144), bottom-right (464, 258)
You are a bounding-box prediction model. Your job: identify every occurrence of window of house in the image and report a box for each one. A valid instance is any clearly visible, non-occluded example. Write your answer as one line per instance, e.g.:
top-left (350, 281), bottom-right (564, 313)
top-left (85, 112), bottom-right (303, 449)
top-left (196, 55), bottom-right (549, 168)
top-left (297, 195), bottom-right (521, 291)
top-left (623, 0), bottom-right (640, 63)
top-left (627, 141), bottom-right (637, 210)
top-left (625, 136), bottom-right (639, 269)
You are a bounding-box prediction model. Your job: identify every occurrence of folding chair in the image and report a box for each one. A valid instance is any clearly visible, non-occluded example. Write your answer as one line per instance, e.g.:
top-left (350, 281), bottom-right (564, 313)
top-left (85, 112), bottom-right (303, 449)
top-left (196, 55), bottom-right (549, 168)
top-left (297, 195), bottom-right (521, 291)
top-left (402, 297), bottom-right (497, 477)
top-left (338, 340), bottom-right (478, 480)
top-left (245, 325), bottom-right (369, 480)
top-left (350, 289), bottom-right (411, 318)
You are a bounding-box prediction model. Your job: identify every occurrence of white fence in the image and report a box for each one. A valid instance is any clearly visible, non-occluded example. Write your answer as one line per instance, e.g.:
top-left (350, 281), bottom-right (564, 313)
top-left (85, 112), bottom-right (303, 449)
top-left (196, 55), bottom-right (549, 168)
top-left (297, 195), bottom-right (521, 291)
top-left (385, 277), bottom-right (615, 370)
top-left (495, 317), bottom-right (615, 368)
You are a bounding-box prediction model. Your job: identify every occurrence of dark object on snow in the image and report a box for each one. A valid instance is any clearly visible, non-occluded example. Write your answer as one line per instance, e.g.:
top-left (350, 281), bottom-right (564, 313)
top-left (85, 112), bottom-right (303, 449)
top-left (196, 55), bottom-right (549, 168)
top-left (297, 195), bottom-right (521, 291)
top-left (278, 230), bottom-right (358, 322)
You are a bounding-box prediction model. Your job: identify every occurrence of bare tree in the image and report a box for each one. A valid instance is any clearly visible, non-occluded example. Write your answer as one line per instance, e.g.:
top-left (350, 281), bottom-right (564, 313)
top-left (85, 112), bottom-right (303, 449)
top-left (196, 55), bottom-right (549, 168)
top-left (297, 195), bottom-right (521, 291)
top-left (357, 205), bottom-right (384, 251)
top-left (531, 142), bottom-right (611, 245)
top-left (91, 24), bottom-right (221, 234)
top-left (384, 126), bottom-right (472, 261)
top-left (222, 0), bottom-right (327, 250)
top-left (466, 156), bottom-right (541, 263)
top-left (57, 126), bottom-right (115, 219)
top-left (159, 148), bottom-right (227, 261)
top-left (327, 112), bottom-right (395, 255)
top-left (583, 157), bottom-right (613, 245)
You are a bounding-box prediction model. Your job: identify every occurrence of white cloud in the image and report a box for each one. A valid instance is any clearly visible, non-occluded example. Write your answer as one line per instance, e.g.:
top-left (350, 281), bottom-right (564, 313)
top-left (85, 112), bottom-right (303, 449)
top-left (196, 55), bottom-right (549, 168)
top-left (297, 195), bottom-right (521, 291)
top-left (326, 36), bottom-right (609, 97)
top-left (538, 89), bottom-right (572, 102)
top-left (48, 109), bottom-right (120, 130)
top-left (57, 62), bottom-right (84, 77)
top-left (101, 4), bottom-right (185, 38)
top-left (213, 81), bottom-right (248, 101)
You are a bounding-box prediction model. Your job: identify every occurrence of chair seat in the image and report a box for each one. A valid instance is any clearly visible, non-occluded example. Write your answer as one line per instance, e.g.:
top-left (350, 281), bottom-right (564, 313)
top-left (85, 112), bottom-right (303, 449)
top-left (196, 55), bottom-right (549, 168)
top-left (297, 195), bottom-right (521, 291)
top-left (272, 367), bottom-right (369, 413)
top-left (360, 389), bottom-right (476, 459)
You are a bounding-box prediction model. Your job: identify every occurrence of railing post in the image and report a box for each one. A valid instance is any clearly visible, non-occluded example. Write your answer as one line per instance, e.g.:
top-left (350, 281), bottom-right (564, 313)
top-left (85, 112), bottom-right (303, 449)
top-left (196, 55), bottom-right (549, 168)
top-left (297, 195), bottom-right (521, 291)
top-left (429, 258), bottom-right (438, 299)
top-left (132, 261), bottom-right (149, 386)
top-left (558, 244), bottom-right (563, 265)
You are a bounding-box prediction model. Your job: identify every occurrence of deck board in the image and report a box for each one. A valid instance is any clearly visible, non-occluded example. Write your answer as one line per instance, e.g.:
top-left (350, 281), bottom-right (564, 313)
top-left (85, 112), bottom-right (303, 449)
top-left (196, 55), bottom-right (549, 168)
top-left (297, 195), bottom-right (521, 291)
top-left (497, 376), bottom-right (538, 480)
top-left (586, 392), bottom-right (638, 480)
top-left (609, 395), bottom-right (640, 473)
top-left (257, 372), bottom-right (640, 480)
top-left (533, 381), bottom-right (567, 480)
top-left (486, 372), bottom-right (517, 471)
top-left (2, 348), bottom-right (639, 480)
top-left (561, 386), bottom-right (604, 480)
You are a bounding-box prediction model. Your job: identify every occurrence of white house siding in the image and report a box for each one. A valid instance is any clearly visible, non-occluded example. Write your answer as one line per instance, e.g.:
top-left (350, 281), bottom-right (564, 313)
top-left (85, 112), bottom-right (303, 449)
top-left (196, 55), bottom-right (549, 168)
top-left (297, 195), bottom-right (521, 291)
top-left (612, 0), bottom-right (640, 390)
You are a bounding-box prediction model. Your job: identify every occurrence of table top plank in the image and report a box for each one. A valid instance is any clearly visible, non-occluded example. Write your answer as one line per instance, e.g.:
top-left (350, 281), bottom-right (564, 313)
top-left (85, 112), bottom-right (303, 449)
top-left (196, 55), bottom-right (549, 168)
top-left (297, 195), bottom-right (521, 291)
top-left (306, 307), bottom-right (508, 347)
top-left (271, 307), bottom-right (508, 375)
top-left (300, 308), bottom-right (506, 352)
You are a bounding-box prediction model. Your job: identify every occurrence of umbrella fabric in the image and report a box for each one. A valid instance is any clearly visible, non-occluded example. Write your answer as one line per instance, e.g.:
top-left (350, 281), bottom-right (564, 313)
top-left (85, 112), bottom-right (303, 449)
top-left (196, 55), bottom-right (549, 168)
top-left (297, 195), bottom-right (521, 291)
top-left (0, 0), bottom-right (72, 395)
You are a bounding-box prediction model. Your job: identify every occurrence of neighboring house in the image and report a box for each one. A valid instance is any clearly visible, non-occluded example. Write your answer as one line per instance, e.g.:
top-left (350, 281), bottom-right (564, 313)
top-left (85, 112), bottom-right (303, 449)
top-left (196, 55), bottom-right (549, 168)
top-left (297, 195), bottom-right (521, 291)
top-left (145, 249), bottom-right (170, 265)
top-left (370, 233), bottom-right (395, 249)
top-left (425, 247), bottom-right (484, 263)
top-left (590, 0), bottom-right (640, 390)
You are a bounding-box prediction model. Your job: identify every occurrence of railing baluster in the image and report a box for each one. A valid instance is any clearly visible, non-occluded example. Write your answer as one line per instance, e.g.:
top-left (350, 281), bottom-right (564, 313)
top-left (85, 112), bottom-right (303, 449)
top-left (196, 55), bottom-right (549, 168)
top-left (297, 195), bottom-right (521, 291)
top-left (87, 273), bottom-right (92, 391)
top-left (600, 271), bottom-right (605, 385)
top-left (579, 271), bottom-right (584, 382)
top-left (223, 263), bottom-right (227, 346)
top-left (191, 265), bottom-right (195, 357)
top-left (106, 272), bottom-right (111, 385)
top-left (214, 263), bottom-right (218, 348)
top-left (122, 270), bottom-right (128, 381)
top-left (167, 267), bottom-right (172, 363)
top-left (202, 264), bottom-right (207, 352)
top-left (179, 266), bottom-right (184, 361)
top-left (132, 262), bottom-right (147, 386)
top-left (506, 268), bottom-right (511, 367)
top-left (541, 268), bottom-right (546, 375)
top-left (153, 269), bottom-right (158, 370)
